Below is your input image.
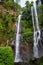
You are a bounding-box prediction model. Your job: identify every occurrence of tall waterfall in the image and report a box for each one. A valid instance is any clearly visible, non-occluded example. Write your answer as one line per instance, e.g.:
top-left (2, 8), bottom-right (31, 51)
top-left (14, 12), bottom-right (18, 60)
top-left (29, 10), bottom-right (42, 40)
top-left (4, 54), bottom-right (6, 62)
top-left (15, 15), bottom-right (22, 62)
top-left (31, 1), bottom-right (40, 58)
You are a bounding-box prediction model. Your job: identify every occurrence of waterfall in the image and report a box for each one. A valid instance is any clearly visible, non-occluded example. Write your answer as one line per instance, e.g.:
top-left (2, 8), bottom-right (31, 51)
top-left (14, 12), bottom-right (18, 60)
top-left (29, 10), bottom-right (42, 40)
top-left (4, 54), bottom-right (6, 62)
top-left (15, 15), bottom-right (22, 62)
top-left (38, 0), bottom-right (41, 5)
top-left (31, 1), bottom-right (40, 58)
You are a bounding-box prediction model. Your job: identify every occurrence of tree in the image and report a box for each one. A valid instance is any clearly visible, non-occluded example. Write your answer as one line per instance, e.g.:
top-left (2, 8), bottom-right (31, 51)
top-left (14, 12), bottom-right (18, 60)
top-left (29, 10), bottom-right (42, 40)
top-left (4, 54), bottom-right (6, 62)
top-left (22, 1), bottom-right (33, 21)
top-left (21, 1), bottom-right (33, 44)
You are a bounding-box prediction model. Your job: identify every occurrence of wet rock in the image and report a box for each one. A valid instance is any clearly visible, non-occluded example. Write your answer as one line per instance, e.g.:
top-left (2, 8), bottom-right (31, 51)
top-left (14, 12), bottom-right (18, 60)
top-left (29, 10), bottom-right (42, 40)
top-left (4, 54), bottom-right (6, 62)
top-left (41, 29), bottom-right (43, 44)
top-left (38, 29), bottom-right (43, 57)
top-left (29, 58), bottom-right (40, 65)
top-left (20, 43), bottom-right (33, 62)
top-left (15, 62), bottom-right (29, 65)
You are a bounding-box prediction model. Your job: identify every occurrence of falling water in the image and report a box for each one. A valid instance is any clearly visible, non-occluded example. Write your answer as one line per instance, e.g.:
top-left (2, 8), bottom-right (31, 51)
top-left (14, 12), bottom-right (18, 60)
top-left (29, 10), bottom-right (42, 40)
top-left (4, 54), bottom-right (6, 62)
top-left (31, 1), bottom-right (40, 58)
top-left (38, 0), bottom-right (41, 6)
top-left (15, 15), bottom-right (22, 62)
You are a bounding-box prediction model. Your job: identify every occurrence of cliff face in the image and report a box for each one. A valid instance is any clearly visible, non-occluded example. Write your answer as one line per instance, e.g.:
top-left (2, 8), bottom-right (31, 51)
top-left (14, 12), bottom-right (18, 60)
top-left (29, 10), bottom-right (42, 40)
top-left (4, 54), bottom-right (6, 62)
top-left (0, 2), bottom-right (21, 46)
top-left (0, 1), bottom-right (43, 63)
top-left (41, 29), bottom-right (43, 44)
top-left (18, 29), bottom-right (43, 62)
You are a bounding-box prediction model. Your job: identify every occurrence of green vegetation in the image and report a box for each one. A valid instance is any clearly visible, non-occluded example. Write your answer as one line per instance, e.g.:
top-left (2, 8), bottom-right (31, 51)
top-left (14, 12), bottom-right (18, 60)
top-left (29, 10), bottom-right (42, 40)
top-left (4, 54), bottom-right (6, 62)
top-left (38, 4), bottom-right (43, 29)
top-left (3, 1), bottom-right (21, 12)
top-left (39, 56), bottom-right (43, 65)
top-left (22, 1), bottom-right (33, 21)
top-left (0, 47), bottom-right (14, 65)
top-left (21, 20), bottom-right (33, 43)
top-left (0, 0), bottom-right (14, 2)
top-left (0, 0), bottom-right (43, 65)
top-left (21, 1), bottom-right (33, 44)
top-left (0, 12), bottom-right (15, 46)
top-left (0, 1), bottom-right (21, 46)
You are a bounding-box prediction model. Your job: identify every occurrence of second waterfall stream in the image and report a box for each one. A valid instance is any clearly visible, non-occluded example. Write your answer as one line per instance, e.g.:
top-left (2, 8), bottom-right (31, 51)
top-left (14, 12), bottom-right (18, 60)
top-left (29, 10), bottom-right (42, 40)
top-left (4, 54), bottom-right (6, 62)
top-left (31, 1), bottom-right (40, 58)
top-left (15, 15), bottom-right (22, 62)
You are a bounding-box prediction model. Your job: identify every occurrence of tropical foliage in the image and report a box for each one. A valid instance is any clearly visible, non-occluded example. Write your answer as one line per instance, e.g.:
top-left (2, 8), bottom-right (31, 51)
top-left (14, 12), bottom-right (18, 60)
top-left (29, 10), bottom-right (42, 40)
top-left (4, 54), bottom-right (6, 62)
top-left (0, 47), bottom-right (14, 65)
top-left (21, 1), bottom-right (33, 44)
top-left (0, 1), bottom-right (21, 46)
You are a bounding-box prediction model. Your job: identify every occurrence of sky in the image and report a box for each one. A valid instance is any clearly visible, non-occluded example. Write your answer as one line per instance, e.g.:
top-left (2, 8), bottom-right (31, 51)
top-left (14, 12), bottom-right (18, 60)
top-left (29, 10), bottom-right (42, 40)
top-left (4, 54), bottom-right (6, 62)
top-left (19, 0), bottom-right (36, 7)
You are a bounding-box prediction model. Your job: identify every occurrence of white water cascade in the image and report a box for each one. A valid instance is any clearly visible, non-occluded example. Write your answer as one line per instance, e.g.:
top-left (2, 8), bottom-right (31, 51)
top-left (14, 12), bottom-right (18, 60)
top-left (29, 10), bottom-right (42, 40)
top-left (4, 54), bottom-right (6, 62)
top-left (31, 2), bottom-right (40, 58)
top-left (15, 15), bottom-right (22, 62)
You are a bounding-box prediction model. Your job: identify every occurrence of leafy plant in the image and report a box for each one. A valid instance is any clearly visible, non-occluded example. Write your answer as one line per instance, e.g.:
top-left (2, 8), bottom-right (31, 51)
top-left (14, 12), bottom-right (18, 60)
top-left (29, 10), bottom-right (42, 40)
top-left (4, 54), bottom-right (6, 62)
top-left (0, 47), bottom-right (14, 65)
top-left (21, 1), bottom-right (33, 44)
